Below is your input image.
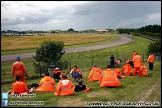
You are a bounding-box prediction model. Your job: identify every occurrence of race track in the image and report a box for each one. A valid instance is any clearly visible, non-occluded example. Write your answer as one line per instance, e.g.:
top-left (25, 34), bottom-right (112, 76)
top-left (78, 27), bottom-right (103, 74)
top-left (1, 35), bottom-right (133, 63)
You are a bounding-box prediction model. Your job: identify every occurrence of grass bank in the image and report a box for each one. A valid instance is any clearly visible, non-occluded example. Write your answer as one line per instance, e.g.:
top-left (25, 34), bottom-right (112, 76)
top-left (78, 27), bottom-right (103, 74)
top-left (1, 36), bottom-right (161, 107)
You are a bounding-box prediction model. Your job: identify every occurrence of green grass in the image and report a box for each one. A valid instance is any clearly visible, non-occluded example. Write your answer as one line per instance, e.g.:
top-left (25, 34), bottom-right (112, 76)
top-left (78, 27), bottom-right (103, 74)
top-left (1, 33), bottom-right (121, 55)
top-left (1, 36), bottom-right (161, 107)
top-left (1, 61), bottom-right (161, 107)
top-left (1, 36), bottom-right (155, 83)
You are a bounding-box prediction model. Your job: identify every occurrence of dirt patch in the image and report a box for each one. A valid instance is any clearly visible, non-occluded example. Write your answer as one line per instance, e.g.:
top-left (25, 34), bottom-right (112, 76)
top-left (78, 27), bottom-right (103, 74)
top-left (57, 97), bottom-right (83, 107)
top-left (138, 78), bottom-right (160, 101)
top-left (87, 90), bottom-right (112, 98)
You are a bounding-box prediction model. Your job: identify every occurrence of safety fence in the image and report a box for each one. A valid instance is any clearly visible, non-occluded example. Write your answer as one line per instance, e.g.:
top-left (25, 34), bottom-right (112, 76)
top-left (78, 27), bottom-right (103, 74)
top-left (33, 52), bottom-right (161, 76)
top-left (1, 52), bottom-right (161, 84)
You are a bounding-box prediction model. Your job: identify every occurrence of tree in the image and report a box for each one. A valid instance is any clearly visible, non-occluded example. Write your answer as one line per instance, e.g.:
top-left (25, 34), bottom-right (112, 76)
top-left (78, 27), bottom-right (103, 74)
top-left (67, 28), bottom-right (75, 32)
top-left (33, 40), bottom-right (66, 76)
top-left (147, 39), bottom-right (161, 55)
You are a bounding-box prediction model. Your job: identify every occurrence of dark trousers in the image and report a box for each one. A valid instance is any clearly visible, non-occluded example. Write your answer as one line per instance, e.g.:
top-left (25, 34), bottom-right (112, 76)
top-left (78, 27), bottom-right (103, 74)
top-left (149, 62), bottom-right (153, 70)
top-left (110, 61), bottom-right (115, 68)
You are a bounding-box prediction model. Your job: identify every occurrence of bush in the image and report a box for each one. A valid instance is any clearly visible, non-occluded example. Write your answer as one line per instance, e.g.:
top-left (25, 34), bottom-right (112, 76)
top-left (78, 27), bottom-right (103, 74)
top-left (147, 39), bottom-right (161, 55)
top-left (33, 62), bottom-right (48, 76)
top-left (33, 40), bottom-right (67, 76)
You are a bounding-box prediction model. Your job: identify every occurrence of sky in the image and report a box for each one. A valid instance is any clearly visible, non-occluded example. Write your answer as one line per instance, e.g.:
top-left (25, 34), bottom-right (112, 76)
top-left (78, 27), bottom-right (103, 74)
top-left (1, 1), bottom-right (161, 31)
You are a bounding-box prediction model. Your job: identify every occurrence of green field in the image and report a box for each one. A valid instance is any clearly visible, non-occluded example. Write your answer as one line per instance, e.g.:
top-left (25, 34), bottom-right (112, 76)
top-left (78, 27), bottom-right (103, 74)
top-left (1, 34), bottom-right (161, 107)
top-left (1, 33), bottom-right (121, 55)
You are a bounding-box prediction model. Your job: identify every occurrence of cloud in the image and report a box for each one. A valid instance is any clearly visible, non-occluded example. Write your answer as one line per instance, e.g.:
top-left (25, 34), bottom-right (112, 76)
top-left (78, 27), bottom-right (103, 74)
top-left (1, 1), bottom-right (161, 31)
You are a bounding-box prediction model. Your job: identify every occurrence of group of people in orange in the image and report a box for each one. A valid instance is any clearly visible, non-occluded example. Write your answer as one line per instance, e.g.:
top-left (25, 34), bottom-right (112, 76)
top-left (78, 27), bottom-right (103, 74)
top-left (10, 56), bottom-right (91, 95)
top-left (88, 51), bottom-right (155, 88)
top-left (9, 51), bottom-right (155, 95)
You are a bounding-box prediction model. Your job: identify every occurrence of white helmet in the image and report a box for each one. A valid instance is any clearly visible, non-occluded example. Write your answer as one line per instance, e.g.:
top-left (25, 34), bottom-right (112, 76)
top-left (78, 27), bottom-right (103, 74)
top-left (55, 68), bottom-right (59, 70)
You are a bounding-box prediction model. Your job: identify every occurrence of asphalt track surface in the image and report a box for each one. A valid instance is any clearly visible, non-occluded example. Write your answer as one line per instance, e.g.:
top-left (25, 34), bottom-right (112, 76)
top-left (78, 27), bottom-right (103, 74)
top-left (1, 35), bottom-right (133, 63)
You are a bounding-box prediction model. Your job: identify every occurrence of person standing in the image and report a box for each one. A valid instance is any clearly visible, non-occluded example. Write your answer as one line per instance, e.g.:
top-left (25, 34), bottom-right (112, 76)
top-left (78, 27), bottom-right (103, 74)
top-left (147, 53), bottom-right (155, 70)
top-left (110, 54), bottom-right (115, 68)
top-left (133, 53), bottom-right (142, 76)
top-left (12, 56), bottom-right (29, 84)
top-left (131, 51), bottom-right (137, 61)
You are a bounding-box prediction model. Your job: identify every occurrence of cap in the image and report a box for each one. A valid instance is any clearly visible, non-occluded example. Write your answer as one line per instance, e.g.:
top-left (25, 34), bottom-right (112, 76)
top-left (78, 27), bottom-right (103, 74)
top-left (16, 56), bottom-right (20, 61)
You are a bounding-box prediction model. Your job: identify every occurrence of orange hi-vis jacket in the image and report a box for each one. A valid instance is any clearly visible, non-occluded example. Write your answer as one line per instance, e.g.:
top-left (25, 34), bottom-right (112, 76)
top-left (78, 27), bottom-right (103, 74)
top-left (12, 61), bottom-right (27, 84)
top-left (36, 76), bottom-right (55, 92)
top-left (54, 70), bottom-right (63, 74)
top-left (88, 67), bottom-right (102, 81)
top-left (121, 63), bottom-right (133, 76)
top-left (70, 68), bottom-right (82, 79)
top-left (131, 52), bottom-right (136, 61)
top-left (54, 79), bottom-right (74, 96)
top-left (133, 55), bottom-right (142, 67)
top-left (12, 81), bottom-right (28, 94)
top-left (99, 69), bottom-right (121, 87)
top-left (70, 68), bottom-right (81, 74)
top-left (113, 68), bottom-right (125, 78)
top-left (12, 61), bottom-right (27, 77)
top-left (147, 54), bottom-right (155, 63)
top-left (140, 65), bottom-right (148, 76)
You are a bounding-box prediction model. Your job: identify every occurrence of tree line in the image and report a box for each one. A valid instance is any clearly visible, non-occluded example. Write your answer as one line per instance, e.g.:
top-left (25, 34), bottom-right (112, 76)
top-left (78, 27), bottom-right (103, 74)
top-left (117, 24), bottom-right (161, 39)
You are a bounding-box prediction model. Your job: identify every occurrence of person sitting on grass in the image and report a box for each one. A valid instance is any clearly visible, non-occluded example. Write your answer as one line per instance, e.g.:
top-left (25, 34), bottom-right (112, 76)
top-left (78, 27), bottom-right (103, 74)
top-left (113, 65), bottom-right (125, 78)
top-left (54, 73), bottom-right (75, 96)
top-left (9, 76), bottom-right (29, 94)
top-left (35, 72), bottom-right (55, 92)
top-left (88, 65), bottom-right (102, 82)
top-left (99, 65), bottom-right (121, 88)
top-left (121, 60), bottom-right (133, 76)
top-left (74, 80), bottom-right (91, 92)
top-left (140, 65), bottom-right (148, 76)
top-left (115, 58), bottom-right (121, 68)
top-left (70, 65), bottom-right (82, 82)
top-left (53, 67), bottom-right (63, 81)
